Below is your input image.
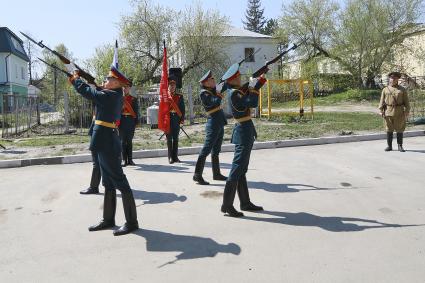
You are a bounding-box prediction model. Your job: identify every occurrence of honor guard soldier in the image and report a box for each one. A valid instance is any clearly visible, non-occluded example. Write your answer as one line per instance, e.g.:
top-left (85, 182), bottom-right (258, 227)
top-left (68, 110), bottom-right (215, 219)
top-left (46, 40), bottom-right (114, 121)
top-left (80, 103), bottom-right (101, 194)
top-left (120, 82), bottom-right (140, 166)
top-left (166, 75), bottom-right (185, 164)
top-left (220, 64), bottom-right (267, 217)
top-left (69, 65), bottom-right (139, 236)
top-left (378, 71), bottom-right (410, 152)
top-left (193, 70), bottom-right (227, 185)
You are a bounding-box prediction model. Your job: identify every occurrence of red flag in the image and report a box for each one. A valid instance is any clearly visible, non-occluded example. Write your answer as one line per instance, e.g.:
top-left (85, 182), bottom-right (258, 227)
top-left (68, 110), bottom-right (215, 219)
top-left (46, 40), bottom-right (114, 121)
top-left (158, 42), bottom-right (170, 134)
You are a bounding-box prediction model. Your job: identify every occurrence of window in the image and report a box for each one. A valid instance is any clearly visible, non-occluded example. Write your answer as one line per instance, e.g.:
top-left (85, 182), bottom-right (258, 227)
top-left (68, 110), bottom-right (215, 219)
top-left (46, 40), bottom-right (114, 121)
top-left (244, 48), bottom-right (255, 62)
top-left (15, 64), bottom-right (18, 79)
top-left (21, 67), bottom-right (25, 80)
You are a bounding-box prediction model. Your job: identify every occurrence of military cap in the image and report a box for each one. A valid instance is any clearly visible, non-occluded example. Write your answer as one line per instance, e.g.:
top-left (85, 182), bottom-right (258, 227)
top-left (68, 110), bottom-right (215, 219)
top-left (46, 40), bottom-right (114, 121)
top-left (388, 71), bottom-right (402, 78)
top-left (108, 66), bottom-right (132, 87)
top-left (199, 70), bottom-right (212, 83)
top-left (221, 63), bottom-right (240, 82)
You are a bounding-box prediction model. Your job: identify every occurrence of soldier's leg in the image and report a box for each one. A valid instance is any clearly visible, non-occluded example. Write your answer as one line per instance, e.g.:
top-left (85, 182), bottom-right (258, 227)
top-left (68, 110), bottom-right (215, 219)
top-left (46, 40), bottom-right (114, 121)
top-left (120, 130), bottom-right (128, 166)
top-left (97, 139), bottom-right (139, 236)
top-left (88, 153), bottom-right (116, 231)
top-left (384, 117), bottom-right (394, 151)
top-left (81, 150), bottom-right (101, 194)
top-left (211, 127), bottom-right (226, 181)
top-left (127, 125), bottom-right (136, 165)
top-left (397, 132), bottom-right (405, 152)
top-left (193, 125), bottom-right (214, 185)
top-left (166, 134), bottom-right (173, 164)
top-left (172, 119), bottom-right (181, 163)
top-left (221, 143), bottom-right (248, 217)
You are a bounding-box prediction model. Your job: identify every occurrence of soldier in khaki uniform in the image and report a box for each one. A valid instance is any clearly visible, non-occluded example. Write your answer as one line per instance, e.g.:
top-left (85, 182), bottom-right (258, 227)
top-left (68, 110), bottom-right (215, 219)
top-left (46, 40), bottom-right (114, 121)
top-left (378, 72), bottom-right (410, 152)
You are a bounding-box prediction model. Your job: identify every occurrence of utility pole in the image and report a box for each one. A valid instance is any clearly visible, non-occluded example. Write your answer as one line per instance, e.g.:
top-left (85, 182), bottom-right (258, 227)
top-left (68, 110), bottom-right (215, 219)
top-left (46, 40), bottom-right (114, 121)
top-left (53, 65), bottom-right (58, 107)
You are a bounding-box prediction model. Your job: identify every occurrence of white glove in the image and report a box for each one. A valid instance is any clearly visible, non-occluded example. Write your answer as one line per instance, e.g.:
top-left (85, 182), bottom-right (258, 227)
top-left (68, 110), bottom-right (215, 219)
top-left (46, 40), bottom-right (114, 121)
top-left (249, 77), bottom-right (259, 88)
top-left (216, 82), bottom-right (224, 93)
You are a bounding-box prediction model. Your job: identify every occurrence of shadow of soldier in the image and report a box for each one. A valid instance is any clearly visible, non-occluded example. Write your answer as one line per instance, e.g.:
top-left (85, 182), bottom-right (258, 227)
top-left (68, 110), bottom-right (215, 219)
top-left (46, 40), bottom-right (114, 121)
top-left (135, 163), bottom-right (190, 173)
top-left (134, 229), bottom-right (241, 268)
top-left (243, 210), bottom-right (421, 232)
top-left (247, 181), bottom-right (347, 193)
top-left (181, 160), bottom-right (233, 169)
top-left (99, 189), bottom-right (187, 205)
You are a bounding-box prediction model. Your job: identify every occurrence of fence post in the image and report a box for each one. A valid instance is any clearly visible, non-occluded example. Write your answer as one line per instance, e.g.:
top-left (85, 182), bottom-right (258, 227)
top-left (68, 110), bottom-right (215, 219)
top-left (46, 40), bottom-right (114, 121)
top-left (14, 95), bottom-right (18, 135)
top-left (64, 91), bottom-right (70, 133)
top-left (187, 85), bottom-right (194, 125)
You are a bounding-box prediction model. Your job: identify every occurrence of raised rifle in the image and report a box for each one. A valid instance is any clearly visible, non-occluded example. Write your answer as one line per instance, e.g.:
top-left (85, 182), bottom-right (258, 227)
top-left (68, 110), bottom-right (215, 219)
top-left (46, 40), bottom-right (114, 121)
top-left (20, 31), bottom-right (97, 86)
top-left (37, 57), bottom-right (72, 78)
top-left (216, 48), bottom-right (262, 94)
top-left (239, 38), bottom-right (308, 93)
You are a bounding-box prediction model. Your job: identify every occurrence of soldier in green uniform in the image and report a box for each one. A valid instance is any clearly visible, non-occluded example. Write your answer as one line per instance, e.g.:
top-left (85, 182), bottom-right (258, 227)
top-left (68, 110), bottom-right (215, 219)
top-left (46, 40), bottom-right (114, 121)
top-left (193, 70), bottom-right (227, 185)
top-left (69, 65), bottom-right (139, 236)
top-left (220, 64), bottom-right (267, 217)
top-left (166, 76), bottom-right (185, 164)
top-left (120, 83), bottom-right (140, 166)
top-left (378, 72), bottom-right (410, 152)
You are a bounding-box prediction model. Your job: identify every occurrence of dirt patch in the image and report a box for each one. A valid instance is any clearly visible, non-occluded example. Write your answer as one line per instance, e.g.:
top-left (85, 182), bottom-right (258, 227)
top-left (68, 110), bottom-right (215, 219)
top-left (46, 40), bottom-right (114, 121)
top-left (200, 191), bottom-right (223, 199)
top-left (41, 191), bottom-right (60, 203)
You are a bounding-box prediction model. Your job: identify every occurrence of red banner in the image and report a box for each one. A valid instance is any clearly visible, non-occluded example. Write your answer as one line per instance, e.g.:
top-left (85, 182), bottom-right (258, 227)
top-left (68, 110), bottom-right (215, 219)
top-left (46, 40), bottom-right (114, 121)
top-left (158, 45), bottom-right (170, 134)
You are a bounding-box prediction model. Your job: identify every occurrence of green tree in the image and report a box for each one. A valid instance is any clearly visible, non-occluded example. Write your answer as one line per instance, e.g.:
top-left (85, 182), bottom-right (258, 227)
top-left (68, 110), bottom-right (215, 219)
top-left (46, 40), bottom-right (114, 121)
top-left (243, 0), bottom-right (267, 33)
top-left (261, 18), bottom-right (279, 36)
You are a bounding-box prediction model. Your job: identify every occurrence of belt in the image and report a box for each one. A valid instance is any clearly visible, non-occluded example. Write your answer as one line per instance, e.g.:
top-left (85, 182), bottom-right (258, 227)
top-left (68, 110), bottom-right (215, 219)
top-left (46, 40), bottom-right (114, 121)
top-left (170, 110), bottom-right (178, 114)
top-left (122, 113), bottom-right (135, 117)
top-left (235, 115), bottom-right (251, 123)
top-left (95, 120), bottom-right (117, 129)
top-left (206, 106), bottom-right (222, 115)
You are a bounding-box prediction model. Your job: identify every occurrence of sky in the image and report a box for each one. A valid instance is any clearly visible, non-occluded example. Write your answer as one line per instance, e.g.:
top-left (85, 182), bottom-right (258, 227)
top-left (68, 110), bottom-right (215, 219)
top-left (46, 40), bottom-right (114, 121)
top-left (0, 0), bottom-right (287, 68)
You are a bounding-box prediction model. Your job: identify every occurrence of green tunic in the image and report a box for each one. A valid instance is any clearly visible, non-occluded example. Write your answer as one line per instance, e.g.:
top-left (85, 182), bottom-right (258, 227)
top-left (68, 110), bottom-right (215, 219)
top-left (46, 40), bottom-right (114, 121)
top-left (378, 85), bottom-right (410, 132)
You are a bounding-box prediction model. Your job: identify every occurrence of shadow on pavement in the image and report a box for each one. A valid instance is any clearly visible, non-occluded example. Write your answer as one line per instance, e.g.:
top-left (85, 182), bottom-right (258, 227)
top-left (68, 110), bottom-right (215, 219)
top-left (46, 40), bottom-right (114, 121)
top-left (405, 149), bottom-right (425, 153)
top-left (134, 228), bottom-right (241, 268)
top-left (243, 210), bottom-right (422, 232)
top-left (1, 149), bottom-right (27, 154)
top-left (99, 189), bottom-right (187, 205)
top-left (181, 160), bottom-right (233, 169)
top-left (135, 163), bottom-right (190, 173)
top-left (247, 181), bottom-right (348, 193)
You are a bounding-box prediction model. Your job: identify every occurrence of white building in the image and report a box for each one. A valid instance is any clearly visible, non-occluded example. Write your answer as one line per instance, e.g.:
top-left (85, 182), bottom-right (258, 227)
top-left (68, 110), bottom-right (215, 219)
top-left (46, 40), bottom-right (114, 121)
top-left (221, 26), bottom-right (278, 76)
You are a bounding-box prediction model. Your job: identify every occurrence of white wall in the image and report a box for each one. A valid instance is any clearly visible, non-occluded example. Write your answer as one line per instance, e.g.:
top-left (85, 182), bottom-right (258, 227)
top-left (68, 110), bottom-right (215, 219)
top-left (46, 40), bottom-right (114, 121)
top-left (222, 37), bottom-right (278, 76)
top-left (0, 53), bottom-right (7, 83)
top-left (9, 55), bottom-right (28, 86)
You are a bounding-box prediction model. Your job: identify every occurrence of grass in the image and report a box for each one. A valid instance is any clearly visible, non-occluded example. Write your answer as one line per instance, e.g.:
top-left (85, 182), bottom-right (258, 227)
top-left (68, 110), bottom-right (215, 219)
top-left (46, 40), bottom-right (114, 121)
top-left (5, 135), bottom-right (89, 147)
top-left (268, 89), bottom-right (381, 109)
top-left (256, 112), bottom-right (384, 141)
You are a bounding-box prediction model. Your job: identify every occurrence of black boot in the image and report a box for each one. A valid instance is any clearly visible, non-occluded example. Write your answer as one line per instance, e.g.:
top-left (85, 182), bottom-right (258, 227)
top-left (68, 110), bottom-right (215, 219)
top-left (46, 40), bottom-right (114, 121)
top-left (127, 142), bottom-right (136, 165)
top-left (221, 180), bottom-right (244, 217)
top-left (193, 155), bottom-right (209, 185)
top-left (113, 190), bottom-right (139, 236)
top-left (167, 137), bottom-right (174, 164)
top-left (212, 155), bottom-right (227, 181)
top-left (397, 133), bottom-right (405, 152)
top-left (89, 189), bottom-right (116, 231)
top-left (385, 132), bottom-right (393, 151)
top-left (172, 139), bottom-right (181, 163)
top-left (122, 142), bottom-right (128, 167)
top-left (80, 166), bottom-right (100, 194)
top-left (238, 175), bottom-right (263, 211)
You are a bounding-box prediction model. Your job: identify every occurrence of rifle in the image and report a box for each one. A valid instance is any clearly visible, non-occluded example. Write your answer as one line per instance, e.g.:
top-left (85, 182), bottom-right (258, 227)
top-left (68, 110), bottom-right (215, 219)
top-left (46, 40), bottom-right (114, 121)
top-left (20, 31), bottom-right (97, 85)
top-left (239, 38), bottom-right (308, 93)
top-left (216, 48), bottom-right (262, 94)
top-left (37, 57), bottom-right (72, 78)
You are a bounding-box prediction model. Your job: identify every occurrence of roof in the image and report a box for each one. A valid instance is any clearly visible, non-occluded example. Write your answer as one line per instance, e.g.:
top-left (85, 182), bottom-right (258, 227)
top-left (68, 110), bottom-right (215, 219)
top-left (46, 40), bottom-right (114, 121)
top-left (222, 26), bottom-right (272, 38)
top-left (0, 27), bottom-right (30, 62)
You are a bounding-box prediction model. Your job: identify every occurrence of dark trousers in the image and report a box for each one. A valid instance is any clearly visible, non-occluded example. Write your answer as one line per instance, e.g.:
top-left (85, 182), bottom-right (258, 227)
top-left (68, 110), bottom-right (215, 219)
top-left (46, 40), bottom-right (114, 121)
top-left (166, 113), bottom-right (181, 160)
top-left (90, 150), bottom-right (101, 189)
top-left (119, 116), bottom-right (136, 162)
top-left (199, 126), bottom-right (224, 159)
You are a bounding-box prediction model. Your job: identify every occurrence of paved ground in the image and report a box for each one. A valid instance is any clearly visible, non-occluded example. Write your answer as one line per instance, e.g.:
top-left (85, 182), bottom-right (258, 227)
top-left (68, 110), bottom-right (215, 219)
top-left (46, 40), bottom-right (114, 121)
top-left (1, 137), bottom-right (424, 282)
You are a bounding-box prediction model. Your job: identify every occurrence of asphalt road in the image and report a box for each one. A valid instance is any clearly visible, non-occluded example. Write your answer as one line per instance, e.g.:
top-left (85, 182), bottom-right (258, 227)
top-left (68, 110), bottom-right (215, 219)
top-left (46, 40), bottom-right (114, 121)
top-left (1, 137), bottom-right (424, 282)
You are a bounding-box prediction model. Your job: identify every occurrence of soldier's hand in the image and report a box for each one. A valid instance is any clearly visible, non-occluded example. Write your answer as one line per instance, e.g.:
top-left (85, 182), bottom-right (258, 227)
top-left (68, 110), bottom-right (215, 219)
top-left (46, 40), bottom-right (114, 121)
top-left (248, 77), bottom-right (259, 88)
top-left (68, 71), bottom-right (80, 84)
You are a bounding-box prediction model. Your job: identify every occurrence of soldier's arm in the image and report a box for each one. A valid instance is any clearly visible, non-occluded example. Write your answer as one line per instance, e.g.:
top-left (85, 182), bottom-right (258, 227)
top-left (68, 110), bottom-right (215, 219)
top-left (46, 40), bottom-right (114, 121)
top-left (71, 78), bottom-right (105, 104)
top-left (134, 98), bottom-right (141, 122)
top-left (378, 88), bottom-right (386, 112)
top-left (201, 91), bottom-right (221, 108)
top-left (180, 96), bottom-right (185, 123)
top-left (403, 89), bottom-right (410, 114)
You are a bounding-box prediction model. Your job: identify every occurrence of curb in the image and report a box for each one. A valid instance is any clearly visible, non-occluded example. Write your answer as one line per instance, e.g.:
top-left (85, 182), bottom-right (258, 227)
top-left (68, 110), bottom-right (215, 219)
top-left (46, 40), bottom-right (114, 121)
top-left (1, 130), bottom-right (424, 169)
